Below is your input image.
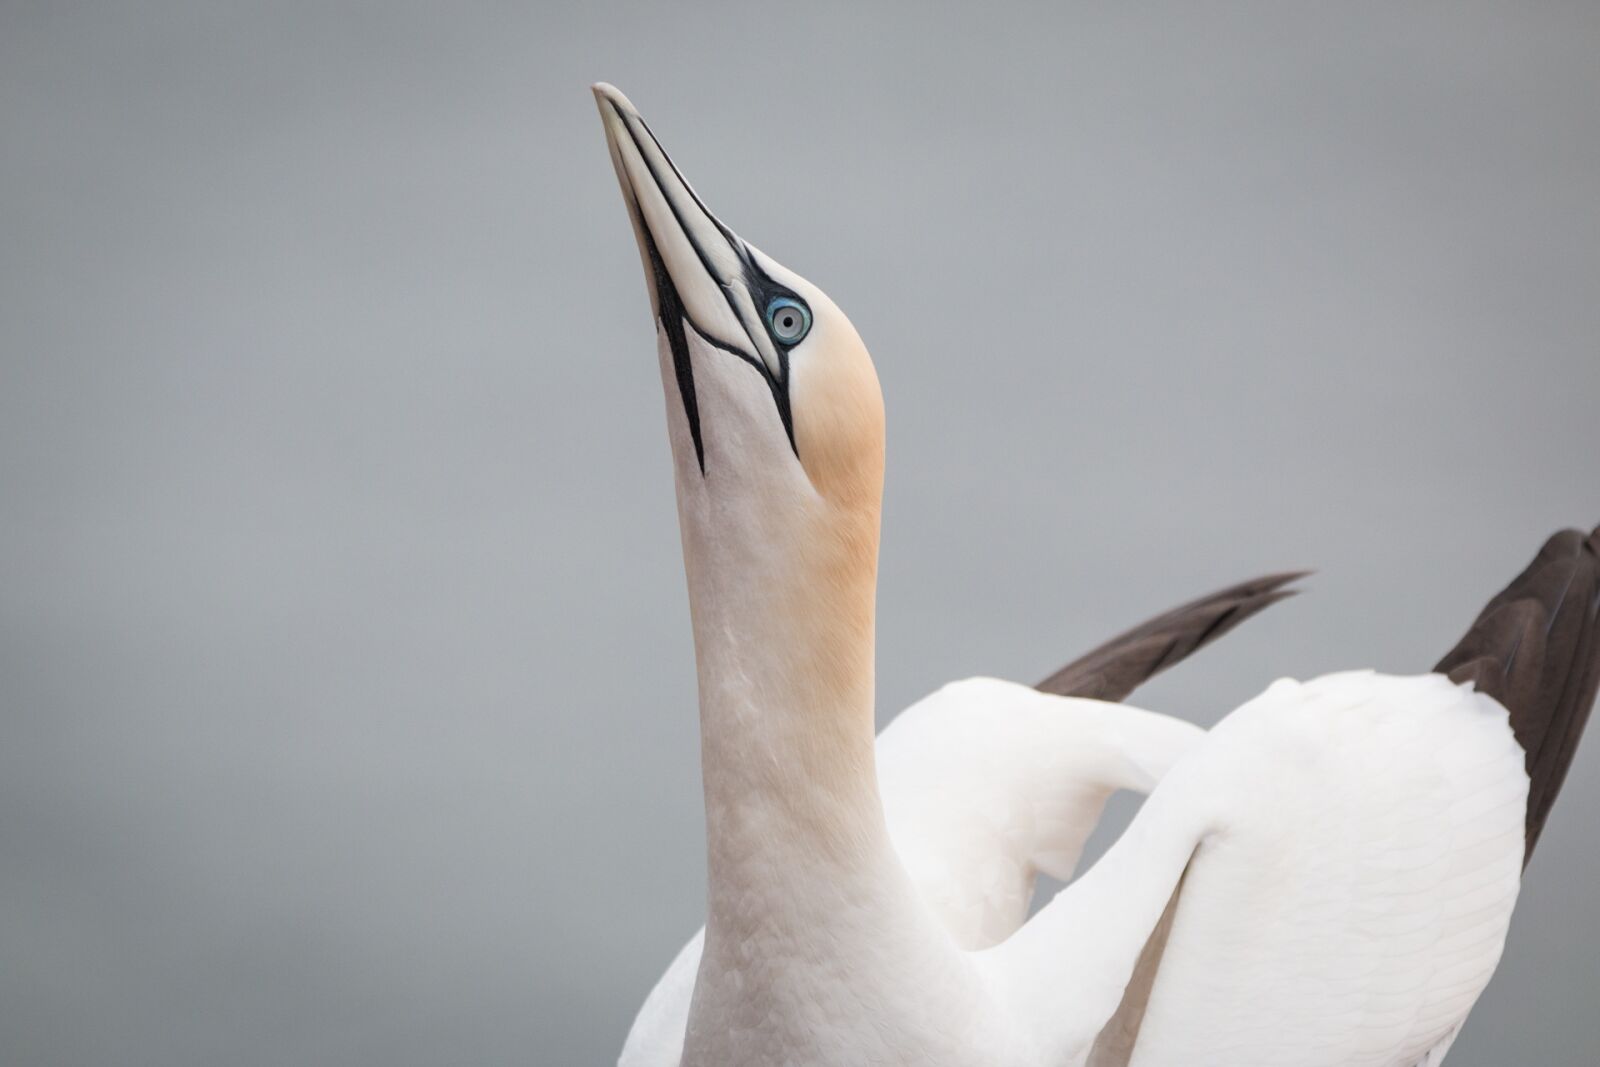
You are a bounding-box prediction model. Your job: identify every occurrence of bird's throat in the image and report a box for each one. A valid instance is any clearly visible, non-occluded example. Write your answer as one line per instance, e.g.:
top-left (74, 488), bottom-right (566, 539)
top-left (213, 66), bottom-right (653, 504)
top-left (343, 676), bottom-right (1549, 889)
top-left (677, 488), bottom-right (900, 947)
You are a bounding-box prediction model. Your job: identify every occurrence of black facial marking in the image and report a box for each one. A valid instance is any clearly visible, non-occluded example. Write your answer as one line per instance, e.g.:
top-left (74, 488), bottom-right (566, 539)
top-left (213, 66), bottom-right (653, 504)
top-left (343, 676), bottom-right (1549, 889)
top-left (732, 246), bottom-right (799, 453)
top-left (639, 224), bottom-right (705, 473)
top-left (620, 107), bottom-right (807, 467)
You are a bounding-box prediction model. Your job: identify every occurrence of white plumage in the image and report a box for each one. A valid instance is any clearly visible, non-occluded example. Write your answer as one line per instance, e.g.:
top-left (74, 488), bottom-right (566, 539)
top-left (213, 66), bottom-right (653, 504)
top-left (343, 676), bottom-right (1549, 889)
top-left (987, 672), bottom-right (1526, 1066)
top-left (622, 680), bottom-right (1204, 1066)
top-left (593, 81), bottom-right (1597, 1067)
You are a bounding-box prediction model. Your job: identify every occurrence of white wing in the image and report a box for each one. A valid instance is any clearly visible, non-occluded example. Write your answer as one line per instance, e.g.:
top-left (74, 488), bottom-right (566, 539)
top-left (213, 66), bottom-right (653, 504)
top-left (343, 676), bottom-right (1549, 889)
top-left (986, 671), bottom-right (1527, 1067)
top-left (618, 678), bottom-right (1203, 1067)
top-left (877, 678), bottom-right (1202, 949)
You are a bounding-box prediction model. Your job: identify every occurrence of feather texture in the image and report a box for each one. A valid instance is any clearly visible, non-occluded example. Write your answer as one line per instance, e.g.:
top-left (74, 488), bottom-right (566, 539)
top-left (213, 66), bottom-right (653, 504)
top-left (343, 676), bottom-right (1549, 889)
top-left (1435, 525), bottom-right (1600, 860)
top-left (1036, 573), bottom-right (1306, 703)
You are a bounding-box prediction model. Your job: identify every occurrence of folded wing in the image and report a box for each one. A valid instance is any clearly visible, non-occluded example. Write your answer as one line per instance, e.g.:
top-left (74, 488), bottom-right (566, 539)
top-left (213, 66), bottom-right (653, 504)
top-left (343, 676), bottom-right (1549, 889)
top-left (988, 527), bottom-right (1600, 1067)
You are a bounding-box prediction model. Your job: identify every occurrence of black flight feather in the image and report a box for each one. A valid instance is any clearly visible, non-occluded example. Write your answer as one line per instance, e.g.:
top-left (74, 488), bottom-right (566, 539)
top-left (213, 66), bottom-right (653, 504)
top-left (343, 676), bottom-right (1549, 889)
top-left (1035, 571), bottom-right (1308, 704)
top-left (1435, 524), bottom-right (1600, 864)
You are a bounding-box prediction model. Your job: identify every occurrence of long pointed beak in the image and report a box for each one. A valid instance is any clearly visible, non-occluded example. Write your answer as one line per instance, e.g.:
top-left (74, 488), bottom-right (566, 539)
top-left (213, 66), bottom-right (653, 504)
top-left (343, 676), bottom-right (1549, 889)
top-left (592, 83), bottom-right (785, 383)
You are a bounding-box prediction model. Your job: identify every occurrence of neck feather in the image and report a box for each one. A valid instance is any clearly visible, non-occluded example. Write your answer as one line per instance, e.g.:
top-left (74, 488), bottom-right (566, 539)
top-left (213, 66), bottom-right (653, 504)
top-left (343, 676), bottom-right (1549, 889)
top-left (678, 487), bottom-right (891, 933)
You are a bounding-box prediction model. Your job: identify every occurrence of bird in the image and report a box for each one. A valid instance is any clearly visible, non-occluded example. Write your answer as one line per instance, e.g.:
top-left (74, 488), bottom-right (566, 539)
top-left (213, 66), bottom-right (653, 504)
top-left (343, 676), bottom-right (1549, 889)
top-left (592, 76), bottom-right (1300, 1062)
top-left (592, 82), bottom-right (1600, 1067)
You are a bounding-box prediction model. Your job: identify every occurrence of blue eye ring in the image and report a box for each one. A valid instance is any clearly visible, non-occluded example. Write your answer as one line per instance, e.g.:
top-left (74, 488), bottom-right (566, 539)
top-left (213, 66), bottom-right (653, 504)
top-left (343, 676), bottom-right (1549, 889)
top-left (765, 296), bottom-right (811, 346)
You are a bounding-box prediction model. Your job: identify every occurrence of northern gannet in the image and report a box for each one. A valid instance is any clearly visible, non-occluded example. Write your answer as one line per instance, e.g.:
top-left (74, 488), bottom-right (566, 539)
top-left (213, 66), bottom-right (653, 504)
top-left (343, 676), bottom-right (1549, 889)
top-left (593, 83), bottom-right (1600, 1067)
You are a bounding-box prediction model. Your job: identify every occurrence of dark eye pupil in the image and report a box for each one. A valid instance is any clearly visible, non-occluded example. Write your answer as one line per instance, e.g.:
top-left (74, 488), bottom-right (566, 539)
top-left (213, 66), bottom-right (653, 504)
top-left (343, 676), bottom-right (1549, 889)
top-left (769, 300), bottom-right (807, 342)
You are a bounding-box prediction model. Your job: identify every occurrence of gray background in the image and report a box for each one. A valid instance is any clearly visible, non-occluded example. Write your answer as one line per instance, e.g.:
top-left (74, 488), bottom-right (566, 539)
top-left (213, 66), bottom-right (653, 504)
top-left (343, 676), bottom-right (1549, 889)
top-left (3, 3), bottom-right (1598, 1064)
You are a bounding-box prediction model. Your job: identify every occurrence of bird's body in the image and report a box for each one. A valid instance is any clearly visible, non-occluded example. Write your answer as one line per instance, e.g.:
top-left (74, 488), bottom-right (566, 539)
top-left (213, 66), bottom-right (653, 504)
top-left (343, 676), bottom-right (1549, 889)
top-left (592, 81), bottom-right (1599, 1066)
top-left (625, 672), bottom-right (1530, 1067)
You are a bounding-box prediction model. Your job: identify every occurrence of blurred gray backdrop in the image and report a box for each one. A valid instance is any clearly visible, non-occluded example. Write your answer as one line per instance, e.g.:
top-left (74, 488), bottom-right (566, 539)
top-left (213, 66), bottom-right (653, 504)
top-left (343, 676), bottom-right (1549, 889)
top-left (3, 4), bottom-right (1598, 1065)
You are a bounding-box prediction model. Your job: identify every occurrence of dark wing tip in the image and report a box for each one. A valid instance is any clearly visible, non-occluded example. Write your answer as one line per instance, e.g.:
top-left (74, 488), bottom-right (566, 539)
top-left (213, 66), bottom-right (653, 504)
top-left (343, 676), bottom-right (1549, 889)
top-left (1435, 524), bottom-right (1600, 864)
top-left (1036, 571), bottom-right (1310, 704)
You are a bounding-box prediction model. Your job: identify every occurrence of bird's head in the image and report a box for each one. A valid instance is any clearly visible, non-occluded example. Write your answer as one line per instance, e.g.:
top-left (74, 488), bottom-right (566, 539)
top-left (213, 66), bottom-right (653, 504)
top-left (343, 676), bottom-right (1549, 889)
top-left (593, 83), bottom-right (884, 597)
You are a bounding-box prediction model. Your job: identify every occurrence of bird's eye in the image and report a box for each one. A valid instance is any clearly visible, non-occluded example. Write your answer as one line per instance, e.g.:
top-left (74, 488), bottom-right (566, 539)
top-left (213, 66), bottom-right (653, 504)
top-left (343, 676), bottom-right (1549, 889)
top-left (766, 297), bottom-right (811, 345)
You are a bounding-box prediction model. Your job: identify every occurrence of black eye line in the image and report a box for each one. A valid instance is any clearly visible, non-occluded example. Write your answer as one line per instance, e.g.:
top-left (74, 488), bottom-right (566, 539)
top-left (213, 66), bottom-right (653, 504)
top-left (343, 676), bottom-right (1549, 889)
top-left (638, 224), bottom-right (707, 475)
top-left (622, 108), bottom-right (803, 465)
top-left (666, 274), bottom-right (800, 465)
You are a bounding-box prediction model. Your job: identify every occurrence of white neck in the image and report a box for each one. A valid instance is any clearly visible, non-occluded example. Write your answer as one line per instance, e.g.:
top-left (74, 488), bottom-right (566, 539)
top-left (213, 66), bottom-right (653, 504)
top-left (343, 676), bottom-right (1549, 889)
top-left (652, 324), bottom-right (1007, 1063)
top-left (678, 481), bottom-right (894, 942)
top-left (674, 481), bottom-right (1006, 1063)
